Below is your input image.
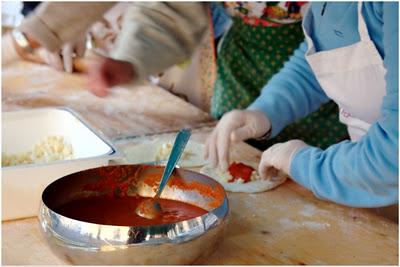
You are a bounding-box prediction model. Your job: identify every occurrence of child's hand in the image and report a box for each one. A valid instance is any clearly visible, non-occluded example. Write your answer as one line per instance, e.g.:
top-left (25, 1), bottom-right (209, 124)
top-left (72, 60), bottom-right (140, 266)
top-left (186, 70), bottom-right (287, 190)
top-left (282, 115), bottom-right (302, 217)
top-left (258, 140), bottom-right (308, 179)
top-left (86, 54), bottom-right (135, 97)
top-left (204, 110), bottom-right (271, 171)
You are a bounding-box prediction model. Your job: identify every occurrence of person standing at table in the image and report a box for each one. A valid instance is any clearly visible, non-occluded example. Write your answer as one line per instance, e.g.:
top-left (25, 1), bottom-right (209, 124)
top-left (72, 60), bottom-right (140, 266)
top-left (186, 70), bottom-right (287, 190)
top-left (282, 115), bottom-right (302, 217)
top-left (205, 2), bottom-right (398, 207)
top-left (2, 2), bottom-right (208, 76)
top-left (209, 2), bottom-right (348, 150)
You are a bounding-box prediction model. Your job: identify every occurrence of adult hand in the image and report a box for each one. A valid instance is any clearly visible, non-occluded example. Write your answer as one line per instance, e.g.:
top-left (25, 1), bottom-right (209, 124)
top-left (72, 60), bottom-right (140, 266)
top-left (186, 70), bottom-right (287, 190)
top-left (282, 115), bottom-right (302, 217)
top-left (258, 140), bottom-right (308, 179)
top-left (204, 109), bottom-right (271, 170)
top-left (86, 54), bottom-right (135, 97)
top-left (2, 32), bottom-right (42, 66)
top-left (37, 37), bottom-right (86, 73)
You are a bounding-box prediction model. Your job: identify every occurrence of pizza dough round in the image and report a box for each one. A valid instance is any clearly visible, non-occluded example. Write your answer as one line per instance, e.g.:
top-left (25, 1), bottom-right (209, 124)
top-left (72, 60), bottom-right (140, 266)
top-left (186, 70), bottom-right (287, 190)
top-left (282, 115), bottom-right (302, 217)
top-left (118, 138), bottom-right (207, 168)
top-left (200, 164), bottom-right (288, 193)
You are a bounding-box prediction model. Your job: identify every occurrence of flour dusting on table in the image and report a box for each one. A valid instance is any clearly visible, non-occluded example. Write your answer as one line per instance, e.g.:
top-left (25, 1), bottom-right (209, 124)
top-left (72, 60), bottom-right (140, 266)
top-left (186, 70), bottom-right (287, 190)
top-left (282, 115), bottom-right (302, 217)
top-left (278, 218), bottom-right (331, 231)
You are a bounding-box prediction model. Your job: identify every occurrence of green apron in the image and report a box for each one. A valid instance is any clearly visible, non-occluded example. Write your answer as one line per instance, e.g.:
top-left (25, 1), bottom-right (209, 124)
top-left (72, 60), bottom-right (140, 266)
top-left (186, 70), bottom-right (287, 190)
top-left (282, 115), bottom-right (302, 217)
top-left (211, 16), bottom-right (348, 149)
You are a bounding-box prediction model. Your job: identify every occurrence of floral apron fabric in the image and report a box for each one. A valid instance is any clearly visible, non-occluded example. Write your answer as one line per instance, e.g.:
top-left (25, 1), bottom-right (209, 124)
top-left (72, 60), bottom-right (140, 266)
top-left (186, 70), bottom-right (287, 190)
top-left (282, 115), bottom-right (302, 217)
top-left (211, 2), bottom-right (348, 149)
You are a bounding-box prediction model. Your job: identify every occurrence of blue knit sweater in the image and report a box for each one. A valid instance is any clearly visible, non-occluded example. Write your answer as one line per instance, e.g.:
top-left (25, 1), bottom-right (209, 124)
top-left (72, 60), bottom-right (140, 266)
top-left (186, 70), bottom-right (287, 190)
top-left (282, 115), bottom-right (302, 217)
top-left (249, 2), bottom-right (398, 207)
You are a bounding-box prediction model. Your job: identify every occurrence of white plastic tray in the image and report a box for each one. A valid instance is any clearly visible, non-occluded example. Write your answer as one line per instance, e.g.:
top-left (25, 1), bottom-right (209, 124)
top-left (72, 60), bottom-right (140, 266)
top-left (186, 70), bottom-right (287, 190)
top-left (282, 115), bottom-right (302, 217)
top-left (2, 107), bottom-right (120, 220)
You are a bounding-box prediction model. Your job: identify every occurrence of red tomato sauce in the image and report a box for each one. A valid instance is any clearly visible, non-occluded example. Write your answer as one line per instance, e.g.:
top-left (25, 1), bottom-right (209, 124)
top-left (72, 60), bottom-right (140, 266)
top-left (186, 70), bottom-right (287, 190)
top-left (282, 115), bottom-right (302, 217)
top-left (81, 165), bottom-right (225, 210)
top-left (54, 195), bottom-right (208, 226)
top-left (228, 162), bottom-right (255, 183)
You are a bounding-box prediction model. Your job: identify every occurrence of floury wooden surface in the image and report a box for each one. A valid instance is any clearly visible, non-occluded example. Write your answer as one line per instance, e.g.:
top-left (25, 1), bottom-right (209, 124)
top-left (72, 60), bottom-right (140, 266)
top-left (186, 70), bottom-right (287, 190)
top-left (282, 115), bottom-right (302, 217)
top-left (2, 61), bottom-right (212, 140)
top-left (187, 133), bottom-right (398, 265)
top-left (2, 132), bottom-right (398, 265)
top-left (2, 62), bottom-right (398, 265)
top-left (115, 132), bottom-right (399, 265)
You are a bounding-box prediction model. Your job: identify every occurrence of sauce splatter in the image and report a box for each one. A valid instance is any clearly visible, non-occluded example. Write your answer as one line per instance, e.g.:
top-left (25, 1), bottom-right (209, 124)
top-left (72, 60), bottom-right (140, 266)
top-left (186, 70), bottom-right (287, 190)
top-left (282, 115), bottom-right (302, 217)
top-left (228, 162), bottom-right (254, 183)
top-left (83, 165), bottom-right (146, 197)
top-left (140, 172), bottom-right (225, 209)
top-left (54, 195), bottom-right (208, 226)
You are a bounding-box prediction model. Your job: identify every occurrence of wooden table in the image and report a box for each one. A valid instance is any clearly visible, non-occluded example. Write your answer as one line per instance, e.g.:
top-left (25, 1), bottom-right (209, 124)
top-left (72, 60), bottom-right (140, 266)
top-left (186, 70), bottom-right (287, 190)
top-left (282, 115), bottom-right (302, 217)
top-left (2, 61), bottom-right (212, 140)
top-left (2, 62), bottom-right (398, 265)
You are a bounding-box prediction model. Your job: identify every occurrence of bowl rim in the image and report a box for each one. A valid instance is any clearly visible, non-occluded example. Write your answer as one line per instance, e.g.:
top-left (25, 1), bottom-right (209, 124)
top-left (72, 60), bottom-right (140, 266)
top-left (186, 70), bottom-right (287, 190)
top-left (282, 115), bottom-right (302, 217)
top-left (39, 165), bottom-right (229, 247)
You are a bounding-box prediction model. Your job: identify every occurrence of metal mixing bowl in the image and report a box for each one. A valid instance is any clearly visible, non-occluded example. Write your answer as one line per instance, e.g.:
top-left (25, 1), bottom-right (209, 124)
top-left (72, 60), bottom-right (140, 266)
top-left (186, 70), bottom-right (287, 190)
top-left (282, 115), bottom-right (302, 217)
top-left (38, 164), bottom-right (229, 265)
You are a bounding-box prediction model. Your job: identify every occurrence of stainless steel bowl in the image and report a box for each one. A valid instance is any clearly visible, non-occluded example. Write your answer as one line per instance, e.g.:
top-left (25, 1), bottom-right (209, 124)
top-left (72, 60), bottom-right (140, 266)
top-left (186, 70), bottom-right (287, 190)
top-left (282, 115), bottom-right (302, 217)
top-left (38, 164), bottom-right (229, 265)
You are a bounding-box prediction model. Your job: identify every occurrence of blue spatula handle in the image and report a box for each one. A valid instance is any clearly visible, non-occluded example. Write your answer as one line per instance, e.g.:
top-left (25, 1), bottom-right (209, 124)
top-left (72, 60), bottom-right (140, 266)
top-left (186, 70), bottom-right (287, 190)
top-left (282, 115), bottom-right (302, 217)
top-left (154, 128), bottom-right (191, 199)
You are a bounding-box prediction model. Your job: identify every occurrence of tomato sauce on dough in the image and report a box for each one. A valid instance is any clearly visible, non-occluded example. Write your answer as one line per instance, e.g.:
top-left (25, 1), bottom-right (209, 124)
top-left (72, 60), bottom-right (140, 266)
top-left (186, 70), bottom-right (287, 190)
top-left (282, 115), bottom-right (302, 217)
top-left (54, 195), bottom-right (208, 226)
top-left (228, 162), bottom-right (255, 183)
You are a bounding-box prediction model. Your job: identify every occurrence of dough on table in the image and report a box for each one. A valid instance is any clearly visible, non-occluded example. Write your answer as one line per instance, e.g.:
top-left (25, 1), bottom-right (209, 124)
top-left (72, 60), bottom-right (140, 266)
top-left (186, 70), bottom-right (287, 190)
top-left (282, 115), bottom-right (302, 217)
top-left (117, 138), bottom-right (206, 168)
top-left (200, 161), bottom-right (288, 193)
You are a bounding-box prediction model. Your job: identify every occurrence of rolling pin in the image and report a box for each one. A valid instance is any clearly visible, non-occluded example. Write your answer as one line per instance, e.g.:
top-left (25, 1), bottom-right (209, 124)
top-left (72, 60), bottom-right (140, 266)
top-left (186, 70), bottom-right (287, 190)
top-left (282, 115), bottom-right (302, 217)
top-left (72, 57), bottom-right (88, 73)
top-left (2, 33), bottom-right (89, 73)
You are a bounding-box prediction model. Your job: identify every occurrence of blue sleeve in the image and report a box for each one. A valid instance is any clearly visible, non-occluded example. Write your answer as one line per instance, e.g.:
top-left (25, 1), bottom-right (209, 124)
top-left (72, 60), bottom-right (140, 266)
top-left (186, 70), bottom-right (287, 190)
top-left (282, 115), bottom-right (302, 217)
top-left (209, 2), bottom-right (231, 39)
top-left (290, 2), bottom-right (399, 208)
top-left (248, 41), bottom-right (330, 137)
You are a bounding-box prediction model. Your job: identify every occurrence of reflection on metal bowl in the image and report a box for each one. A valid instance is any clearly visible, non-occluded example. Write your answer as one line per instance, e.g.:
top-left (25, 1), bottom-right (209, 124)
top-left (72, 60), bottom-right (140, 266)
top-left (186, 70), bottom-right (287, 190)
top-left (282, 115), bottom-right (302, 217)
top-left (38, 164), bottom-right (229, 265)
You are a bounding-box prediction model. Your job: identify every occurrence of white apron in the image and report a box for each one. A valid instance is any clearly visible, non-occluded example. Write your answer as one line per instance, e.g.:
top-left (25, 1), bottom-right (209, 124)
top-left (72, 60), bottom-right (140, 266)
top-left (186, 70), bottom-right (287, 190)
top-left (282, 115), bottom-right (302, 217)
top-left (303, 2), bottom-right (386, 141)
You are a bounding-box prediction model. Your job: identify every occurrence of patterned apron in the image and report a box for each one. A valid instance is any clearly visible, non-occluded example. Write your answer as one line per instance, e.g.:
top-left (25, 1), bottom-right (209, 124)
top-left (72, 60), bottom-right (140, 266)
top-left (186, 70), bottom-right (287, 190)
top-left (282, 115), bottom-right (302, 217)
top-left (211, 2), bottom-right (348, 149)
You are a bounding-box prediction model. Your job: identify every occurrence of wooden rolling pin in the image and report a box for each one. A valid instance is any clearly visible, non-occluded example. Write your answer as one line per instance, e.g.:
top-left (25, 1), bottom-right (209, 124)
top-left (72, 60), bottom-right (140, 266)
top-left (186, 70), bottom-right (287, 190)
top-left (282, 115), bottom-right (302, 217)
top-left (28, 56), bottom-right (89, 73)
top-left (72, 57), bottom-right (89, 73)
top-left (2, 33), bottom-right (89, 73)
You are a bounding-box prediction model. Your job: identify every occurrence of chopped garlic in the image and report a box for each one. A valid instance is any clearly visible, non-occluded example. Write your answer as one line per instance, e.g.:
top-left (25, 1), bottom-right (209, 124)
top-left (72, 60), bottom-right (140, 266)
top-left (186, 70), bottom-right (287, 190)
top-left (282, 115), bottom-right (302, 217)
top-left (234, 178), bottom-right (245, 184)
top-left (2, 135), bottom-right (74, 167)
top-left (250, 170), bottom-right (260, 181)
top-left (219, 169), bottom-right (234, 183)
